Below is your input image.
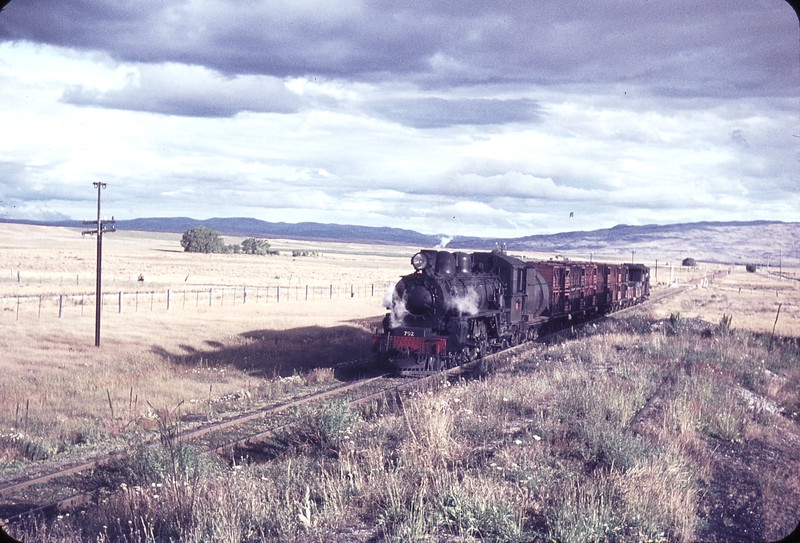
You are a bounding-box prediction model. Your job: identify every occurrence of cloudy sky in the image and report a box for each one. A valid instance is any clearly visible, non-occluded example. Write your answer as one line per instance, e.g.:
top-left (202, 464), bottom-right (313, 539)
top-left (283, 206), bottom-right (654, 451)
top-left (0, 0), bottom-right (798, 238)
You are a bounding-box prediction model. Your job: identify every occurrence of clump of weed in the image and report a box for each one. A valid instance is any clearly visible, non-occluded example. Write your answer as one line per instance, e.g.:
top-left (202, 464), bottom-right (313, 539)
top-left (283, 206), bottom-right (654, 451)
top-left (0, 432), bottom-right (64, 463)
top-left (268, 399), bottom-right (360, 458)
top-left (304, 367), bottom-right (335, 386)
top-left (122, 441), bottom-right (220, 487)
top-left (718, 313), bottom-right (733, 335)
top-left (669, 311), bottom-right (685, 335)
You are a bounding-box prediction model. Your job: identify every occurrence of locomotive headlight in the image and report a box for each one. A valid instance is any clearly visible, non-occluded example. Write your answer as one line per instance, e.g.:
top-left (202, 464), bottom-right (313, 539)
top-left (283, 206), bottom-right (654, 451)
top-left (411, 252), bottom-right (428, 271)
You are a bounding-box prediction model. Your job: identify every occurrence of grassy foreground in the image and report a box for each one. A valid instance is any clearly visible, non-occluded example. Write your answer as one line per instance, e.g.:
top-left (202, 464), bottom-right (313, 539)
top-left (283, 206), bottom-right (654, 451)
top-left (7, 310), bottom-right (800, 542)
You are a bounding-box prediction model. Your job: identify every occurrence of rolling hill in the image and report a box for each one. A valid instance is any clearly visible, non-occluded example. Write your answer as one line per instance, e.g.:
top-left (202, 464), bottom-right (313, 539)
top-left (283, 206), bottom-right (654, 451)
top-left (2, 217), bottom-right (797, 265)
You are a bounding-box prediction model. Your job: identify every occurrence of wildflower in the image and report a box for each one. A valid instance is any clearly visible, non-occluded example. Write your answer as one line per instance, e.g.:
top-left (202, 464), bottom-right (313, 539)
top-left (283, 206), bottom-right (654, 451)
top-left (532, 434), bottom-right (542, 441)
top-left (502, 397), bottom-right (509, 402)
top-left (514, 439), bottom-right (523, 445)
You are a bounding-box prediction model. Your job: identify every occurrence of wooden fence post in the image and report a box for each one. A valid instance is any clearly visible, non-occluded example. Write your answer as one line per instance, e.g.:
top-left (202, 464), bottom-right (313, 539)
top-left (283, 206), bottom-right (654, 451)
top-left (209, 288), bottom-right (213, 307)
top-left (277, 286), bottom-right (281, 303)
top-left (119, 292), bottom-right (123, 314)
top-left (305, 285), bottom-right (309, 301)
top-left (167, 289), bottom-right (171, 311)
top-left (59, 295), bottom-right (64, 318)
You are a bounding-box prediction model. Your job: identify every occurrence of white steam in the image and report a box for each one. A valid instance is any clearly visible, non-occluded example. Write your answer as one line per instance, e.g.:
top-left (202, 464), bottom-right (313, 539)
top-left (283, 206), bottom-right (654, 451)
top-left (449, 287), bottom-right (480, 316)
top-left (435, 236), bottom-right (452, 248)
top-left (383, 283), bottom-right (409, 328)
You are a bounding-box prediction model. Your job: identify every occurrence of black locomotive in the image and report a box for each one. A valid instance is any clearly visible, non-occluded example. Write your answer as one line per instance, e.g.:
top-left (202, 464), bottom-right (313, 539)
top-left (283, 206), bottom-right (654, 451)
top-left (372, 249), bottom-right (650, 373)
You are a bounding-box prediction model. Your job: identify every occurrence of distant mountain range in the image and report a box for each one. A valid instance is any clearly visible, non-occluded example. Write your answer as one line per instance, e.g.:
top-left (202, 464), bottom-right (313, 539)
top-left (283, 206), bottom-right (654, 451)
top-left (2, 217), bottom-right (797, 264)
top-left (1, 216), bottom-right (441, 246)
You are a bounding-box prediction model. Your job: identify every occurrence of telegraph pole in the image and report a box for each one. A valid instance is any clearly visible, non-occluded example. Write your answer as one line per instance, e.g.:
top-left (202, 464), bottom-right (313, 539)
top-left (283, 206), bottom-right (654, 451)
top-left (82, 183), bottom-right (115, 347)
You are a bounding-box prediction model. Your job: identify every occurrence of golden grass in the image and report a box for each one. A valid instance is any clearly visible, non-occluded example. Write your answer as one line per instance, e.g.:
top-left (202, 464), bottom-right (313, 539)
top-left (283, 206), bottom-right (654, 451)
top-left (649, 266), bottom-right (800, 336)
top-left (0, 224), bottom-right (410, 457)
top-left (3, 224), bottom-right (800, 542)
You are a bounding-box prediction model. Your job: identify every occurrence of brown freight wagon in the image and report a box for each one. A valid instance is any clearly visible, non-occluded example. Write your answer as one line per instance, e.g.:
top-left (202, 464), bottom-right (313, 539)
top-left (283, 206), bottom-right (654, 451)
top-left (526, 260), bottom-right (600, 320)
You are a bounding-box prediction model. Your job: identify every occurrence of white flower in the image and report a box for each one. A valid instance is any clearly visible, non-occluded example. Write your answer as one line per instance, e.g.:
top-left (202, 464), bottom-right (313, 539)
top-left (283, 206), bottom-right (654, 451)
top-left (533, 434), bottom-right (542, 441)
top-left (514, 439), bottom-right (523, 445)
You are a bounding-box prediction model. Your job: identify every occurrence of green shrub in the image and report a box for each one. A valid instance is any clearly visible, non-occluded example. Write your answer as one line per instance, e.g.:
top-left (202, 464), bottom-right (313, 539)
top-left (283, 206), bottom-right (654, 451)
top-left (682, 257), bottom-right (697, 267)
top-left (242, 238), bottom-right (278, 255)
top-left (180, 226), bottom-right (225, 253)
top-left (669, 312), bottom-right (684, 335)
top-left (123, 441), bottom-right (220, 486)
top-left (746, 263), bottom-right (758, 273)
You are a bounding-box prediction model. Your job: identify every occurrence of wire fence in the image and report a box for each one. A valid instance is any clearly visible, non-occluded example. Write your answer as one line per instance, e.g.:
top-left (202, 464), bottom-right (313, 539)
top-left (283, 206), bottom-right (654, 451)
top-left (0, 282), bottom-right (393, 322)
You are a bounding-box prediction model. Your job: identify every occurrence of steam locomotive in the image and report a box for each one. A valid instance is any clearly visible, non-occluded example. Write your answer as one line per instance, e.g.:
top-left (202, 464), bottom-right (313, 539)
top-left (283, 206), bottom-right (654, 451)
top-left (372, 249), bottom-right (650, 373)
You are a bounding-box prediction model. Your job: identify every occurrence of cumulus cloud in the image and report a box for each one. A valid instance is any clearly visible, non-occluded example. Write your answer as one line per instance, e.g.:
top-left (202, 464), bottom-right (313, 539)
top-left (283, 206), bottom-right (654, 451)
top-left (0, 0), bottom-right (795, 96)
top-left (61, 63), bottom-right (301, 117)
top-left (370, 97), bottom-right (542, 128)
top-left (0, 1), bottom-right (798, 237)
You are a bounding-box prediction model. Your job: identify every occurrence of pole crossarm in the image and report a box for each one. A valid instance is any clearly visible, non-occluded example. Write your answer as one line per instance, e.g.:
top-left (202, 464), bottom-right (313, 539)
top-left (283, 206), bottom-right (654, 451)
top-left (81, 217), bottom-right (116, 236)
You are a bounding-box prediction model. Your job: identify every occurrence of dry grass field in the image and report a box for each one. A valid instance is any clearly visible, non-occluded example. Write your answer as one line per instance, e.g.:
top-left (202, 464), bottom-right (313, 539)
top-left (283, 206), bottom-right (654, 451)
top-left (2, 223), bottom-right (799, 542)
top-left (0, 224), bottom-right (410, 461)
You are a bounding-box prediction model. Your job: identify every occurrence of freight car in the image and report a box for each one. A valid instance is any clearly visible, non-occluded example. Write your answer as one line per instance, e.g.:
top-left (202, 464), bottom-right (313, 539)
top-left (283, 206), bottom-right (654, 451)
top-left (373, 249), bottom-right (649, 374)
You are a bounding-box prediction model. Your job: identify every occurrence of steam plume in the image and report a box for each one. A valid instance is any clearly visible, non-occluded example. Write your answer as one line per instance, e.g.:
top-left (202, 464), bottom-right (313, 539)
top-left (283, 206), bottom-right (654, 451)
top-left (449, 287), bottom-right (480, 316)
top-left (383, 283), bottom-right (409, 328)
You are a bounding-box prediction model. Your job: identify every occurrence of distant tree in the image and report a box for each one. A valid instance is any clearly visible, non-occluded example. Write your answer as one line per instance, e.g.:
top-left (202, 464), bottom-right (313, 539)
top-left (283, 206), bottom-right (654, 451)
top-left (682, 257), bottom-right (697, 267)
top-left (242, 238), bottom-right (273, 255)
top-left (180, 227), bottom-right (225, 253)
top-left (746, 263), bottom-right (758, 273)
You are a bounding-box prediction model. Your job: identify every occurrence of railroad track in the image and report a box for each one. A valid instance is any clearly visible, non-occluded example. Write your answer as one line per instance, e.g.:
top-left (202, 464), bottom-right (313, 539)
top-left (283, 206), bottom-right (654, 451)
top-left (1, 279), bottom-right (704, 525)
top-left (0, 372), bottom-right (400, 522)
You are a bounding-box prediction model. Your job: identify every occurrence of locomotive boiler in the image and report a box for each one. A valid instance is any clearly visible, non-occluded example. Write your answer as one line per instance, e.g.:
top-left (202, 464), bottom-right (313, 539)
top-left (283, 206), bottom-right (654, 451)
top-left (373, 249), bottom-right (650, 374)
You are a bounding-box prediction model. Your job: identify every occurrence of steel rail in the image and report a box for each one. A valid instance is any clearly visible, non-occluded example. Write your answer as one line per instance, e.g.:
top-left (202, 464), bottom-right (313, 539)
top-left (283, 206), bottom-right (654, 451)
top-left (0, 374), bottom-right (388, 507)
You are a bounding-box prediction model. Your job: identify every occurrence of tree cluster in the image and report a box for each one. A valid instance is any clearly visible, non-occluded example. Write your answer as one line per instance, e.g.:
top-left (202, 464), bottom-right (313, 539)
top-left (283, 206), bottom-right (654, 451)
top-left (180, 227), bottom-right (278, 255)
top-left (681, 257), bottom-right (697, 267)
